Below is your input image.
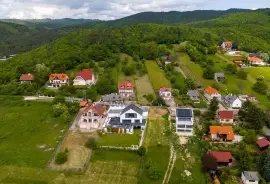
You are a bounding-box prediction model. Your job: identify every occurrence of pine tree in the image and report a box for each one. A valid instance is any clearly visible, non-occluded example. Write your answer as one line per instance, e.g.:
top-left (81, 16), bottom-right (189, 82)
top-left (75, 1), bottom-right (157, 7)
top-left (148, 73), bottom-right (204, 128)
top-left (263, 151), bottom-right (270, 181)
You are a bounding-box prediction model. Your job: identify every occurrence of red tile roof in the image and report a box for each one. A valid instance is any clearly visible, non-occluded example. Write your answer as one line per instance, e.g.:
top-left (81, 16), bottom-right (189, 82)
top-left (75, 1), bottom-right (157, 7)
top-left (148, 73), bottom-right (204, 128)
top-left (256, 138), bottom-right (270, 148)
top-left (159, 87), bottom-right (172, 92)
top-left (80, 101), bottom-right (88, 107)
top-left (76, 69), bottom-right (93, 80)
top-left (49, 73), bottom-right (68, 81)
top-left (20, 74), bottom-right (34, 81)
top-left (205, 86), bottom-right (219, 95)
top-left (210, 126), bottom-right (235, 141)
top-left (223, 42), bottom-right (232, 45)
top-left (118, 82), bottom-right (134, 90)
top-left (84, 104), bottom-right (105, 116)
top-left (248, 56), bottom-right (263, 63)
top-left (208, 151), bottom-right (232, 162)
top-left (218, 111), bottom-right (234, 119)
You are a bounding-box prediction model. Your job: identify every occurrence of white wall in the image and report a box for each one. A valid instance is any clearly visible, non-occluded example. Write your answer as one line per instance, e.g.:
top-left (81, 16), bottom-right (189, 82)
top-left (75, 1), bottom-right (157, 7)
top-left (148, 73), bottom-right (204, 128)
top-left (232, 98), bottom-right (242, 108)
top-left (120, 109), bottom-right (143, 123)
top-left (241, 173), bottom-right (259, 184)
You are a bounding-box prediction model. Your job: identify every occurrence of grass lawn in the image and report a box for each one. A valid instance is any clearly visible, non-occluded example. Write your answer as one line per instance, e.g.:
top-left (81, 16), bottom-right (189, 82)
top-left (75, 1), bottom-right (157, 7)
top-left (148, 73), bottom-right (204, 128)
top-left (244, 67), bottom-right (270, 85)
top-left (145, 60), bottom-right (171, 91)
top-left (66, 150), bottom-right (141, 184)
top-left (172, 71), bottom-right (185, 89)
top-left (169, 137), bottom-right (207, 184)
top-left (118, 53), bottom-right (136, 83)
top-left (141, 108), bottom-right (170, 184)
top-left (99, 130), bottom-right (141, 147)
top-left (0, 96), bottom-right (69, 168)
top-left (135, 74), bottom-right (155, 105)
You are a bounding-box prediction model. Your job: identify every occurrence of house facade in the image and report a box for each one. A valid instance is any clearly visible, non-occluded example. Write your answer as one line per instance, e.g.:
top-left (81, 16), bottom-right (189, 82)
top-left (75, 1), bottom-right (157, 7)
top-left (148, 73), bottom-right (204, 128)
top-left (248, 56), bottom-right (265, 66)
top-left (241, 171), bottom-right (260, 184)
top-left (187, 90), bottom-right (200, 101)
top-left (73, 69), bottom-right (96, 86)
top-left (217, 110), bottom-right (234, 124)
top-left (49, 73), bottom-right (69, 88)
top-left (210, 126), bottom-right (235, 142)
top-left (222, 94), bottom-right (242, 108)
top-left (204, 86), bottom-right (221, 100)
top-left (208, 151), bottom-right (233, 167)
top-left (214, 73), bottom-right (225, 83)
top-left (79, 103), bottom-right (105, 130)
top-left (20, 74), bottom-right (34, 84)
top-left (159, 87), bottom-right (172, 100)
top-left (175, 108), bottom-right (194, 136)
top-left (105, 104), bottom-right (148, 134)
top-left (221, 42), bottom-right (232, 51)
top-left (118, 82), bottom-right (134, 98)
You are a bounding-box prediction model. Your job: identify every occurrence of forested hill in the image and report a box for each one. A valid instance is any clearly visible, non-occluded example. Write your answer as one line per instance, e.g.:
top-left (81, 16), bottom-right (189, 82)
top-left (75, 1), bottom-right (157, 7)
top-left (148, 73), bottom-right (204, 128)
top-left (0, 18), bottom-right (100, 29)
top-left (189, 9), bottom-right (270, 52)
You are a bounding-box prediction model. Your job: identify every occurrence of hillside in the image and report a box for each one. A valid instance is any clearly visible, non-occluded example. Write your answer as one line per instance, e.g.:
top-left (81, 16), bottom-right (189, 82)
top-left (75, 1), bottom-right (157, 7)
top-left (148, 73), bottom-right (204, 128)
top-left (0, 18), bottom-right (100, 29)
top-left (189, 9), bottom-right (270, 52)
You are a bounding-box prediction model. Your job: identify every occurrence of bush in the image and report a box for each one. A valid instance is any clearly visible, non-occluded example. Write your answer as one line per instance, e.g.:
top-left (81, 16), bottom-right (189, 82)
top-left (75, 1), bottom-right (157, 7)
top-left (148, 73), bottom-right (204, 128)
top-left (193, 110), bottom-right (201, 116)
top-left (55, 149), bottom-right (68, 165)
top-left (85, 137), bottom-right (98, 150)
top-left (145, 159), bottom-right (161, 180)
top-left (138, 146), bottom-right (146, 156)
top-left (53, 95), bottom-right (66, 105)
top-left (52, 103), bottom-right (68, 117)
top-left (237, 70), bottom-right (247, 80)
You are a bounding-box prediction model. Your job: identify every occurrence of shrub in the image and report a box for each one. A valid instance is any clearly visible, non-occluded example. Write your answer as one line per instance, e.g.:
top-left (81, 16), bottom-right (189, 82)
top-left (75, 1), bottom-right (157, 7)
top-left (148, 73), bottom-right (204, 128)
top-left (85, 137), bottom-right (98, 150)
top-left (53, 95), bottom-right (66, 105)
top-left (193, 110), bottom-right (201, 116)
top-left (52, 103), bottom-right (68, 117)
top-left (138, 146), bottom-right (146, 156)
top-left (145, 159), bottom-right (161, 180)
top-left (55, 149), bottom-right (68, 165)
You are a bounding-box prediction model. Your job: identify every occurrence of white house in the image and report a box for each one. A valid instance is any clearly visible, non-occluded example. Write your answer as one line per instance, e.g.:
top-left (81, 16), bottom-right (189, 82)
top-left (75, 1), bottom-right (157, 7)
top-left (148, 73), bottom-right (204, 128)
top-left (221, 41), bottom-right (232, 51)
top-left (118, 81), bottom-right (134, 98)
top-left (204, 86), bottom-right (221, 100)
top-left (241, 171), bottom-right (260, 184)
top-left (73, 69), bottom-right (96, 86)
top-left (78, 103), bottom-right (105, 130)
top-left (175, 108), bottom-right (194, 136)
top-left (159, 87), bottom-right (172, 100)
top-left (49, 73), bottom-right (69, 88)
top-left (222, 94), bottom-right (242, 108)
top-left (105, 104), bottom-right (148, 134)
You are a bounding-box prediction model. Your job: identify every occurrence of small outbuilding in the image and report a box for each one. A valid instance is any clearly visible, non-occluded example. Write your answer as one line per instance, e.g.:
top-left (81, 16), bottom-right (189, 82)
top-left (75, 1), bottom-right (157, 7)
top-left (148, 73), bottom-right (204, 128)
top-left (256, 138), bottom-right (270, 151)
top-left (214, 73), bottom-right (225, 83)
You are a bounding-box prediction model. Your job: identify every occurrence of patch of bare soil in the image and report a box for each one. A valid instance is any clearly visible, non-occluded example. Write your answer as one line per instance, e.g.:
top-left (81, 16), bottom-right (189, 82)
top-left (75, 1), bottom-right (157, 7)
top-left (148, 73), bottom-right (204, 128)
top-left (149, 107), bottom-right (168, 119)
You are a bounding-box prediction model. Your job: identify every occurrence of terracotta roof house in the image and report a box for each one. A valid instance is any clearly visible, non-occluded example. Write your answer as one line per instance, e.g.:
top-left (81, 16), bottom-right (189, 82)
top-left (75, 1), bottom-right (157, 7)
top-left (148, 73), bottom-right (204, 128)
top-left (73, 69), bottom-right (96, 86)
top-left (248, 56), bottom-right (265, 66)
top-left (204, 86), bottom-right (221, 100)
top-left (256, 138), bottom-right (270, 151)
top-left (221, 42), bottom-right (232, 51)
top-left (208, 151), bottom-right (233, 167)
top-left (49, 73), bottom-right (69, 88)
top-left (80, 101), bottom-right (88, 107)
top-left (209, 126), bottom-right (235, 142)
top-left (217, 110), bottom-right (234, 124)
top-left (79, 103), bottom-right (105, 130)
top-left (159, 87), bottom-right (172, 100)
top-left (20, 74), bottom-right (34, 84)
top-left (118, 81), bottom-right (134, 98)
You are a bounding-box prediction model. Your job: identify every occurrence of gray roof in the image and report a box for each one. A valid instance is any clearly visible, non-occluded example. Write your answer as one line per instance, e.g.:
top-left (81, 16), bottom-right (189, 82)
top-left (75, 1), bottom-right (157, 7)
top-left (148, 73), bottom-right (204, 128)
top-left (120, 104), bottom-right (143, 115)
top-left (101, 93), bottom-right (123, 102)
top-left (187, 90), bottom-right (199, 97)
top-left (222, 94), bottom-right (238, 105)
top-left (215, 73), bottom-right (225, 77)
top-left (243, 171), bottom-right (259, 181)
top-left (107, 117), bottom-right (146, 128)
top-left (176, 108), bottom-right (193, 118)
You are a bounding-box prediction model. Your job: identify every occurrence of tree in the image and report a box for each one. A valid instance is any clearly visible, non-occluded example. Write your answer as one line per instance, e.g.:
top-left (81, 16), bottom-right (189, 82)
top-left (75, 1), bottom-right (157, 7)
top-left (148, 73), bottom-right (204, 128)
top-left (203, 66), bottom-right (215, 79)
top-left (238, 151), bottom-right (251, 170)
top-left (53, 95), bottom-right (65, 105)
top-left (152, 96), bottom-right (166, 106)
top-left (144, 94), bottom-right (154, 103)
top-left (55, 149), bottom-right (68, 164)
top-left (138, 146), bottom-right (146, 156)
top-left (237, 70), bottom-right (247, 80)
top-left (208, 97), bottom-right (219, 119)
top-left (184, 78), bottom-right (196, 92)
top-left (52, 103), bottom-right (68, 117)
top-left (263, 151), bottom-right (270, 181)
top-left (226, 64), bottom-right (237, 74)
top-left (202, 154), bottom-right (218, 172)
top-left (85, 137), bottom-right (98, 150)
top-left (253, 80), bottom-right (268, 94)
top-left (259, 52), bottom-right (270, 63)
top-left (86, 87), bottom-right (98, 102)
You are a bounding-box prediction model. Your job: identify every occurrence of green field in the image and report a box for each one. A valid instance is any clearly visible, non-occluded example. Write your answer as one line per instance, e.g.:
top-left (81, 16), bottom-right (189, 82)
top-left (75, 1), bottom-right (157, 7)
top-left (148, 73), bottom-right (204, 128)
top-left (141, 108), bottom-right (170, 184)
top-left (145, 60), bottom-right (171, 91)
top-left (244, 67), bottom-right (270, 85)
top-left (135, 74), bottom-right (155, 105)
top-left (169, 137), bottom-right (207, 184)
top-left (99, 130), bottom-right (141, 147)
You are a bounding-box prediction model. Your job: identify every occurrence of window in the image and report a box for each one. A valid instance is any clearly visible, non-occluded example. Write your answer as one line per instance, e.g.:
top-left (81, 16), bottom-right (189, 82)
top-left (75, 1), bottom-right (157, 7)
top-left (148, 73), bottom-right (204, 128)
top-left (94, 113), bottom-right (99, 116)
top-left (186, 125), bottom-right (193, 129)
top-left (177, 124), bottom-right (185, 128)
top-left (122, 120), bottom-right (131, 123)
top-left (185, 130), bottom-right (192, 132)
top-left (125, 113), bottom-right (137, 118)
top-left (135, 119), bottom-right (140, 123)
top-left (177, 129), bottom-right (185, 132)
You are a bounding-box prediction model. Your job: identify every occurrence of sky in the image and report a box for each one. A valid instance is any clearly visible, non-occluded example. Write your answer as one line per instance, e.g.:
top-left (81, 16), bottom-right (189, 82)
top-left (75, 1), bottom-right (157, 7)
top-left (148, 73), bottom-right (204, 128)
top-left (0, 0), bottom-right (269, 20)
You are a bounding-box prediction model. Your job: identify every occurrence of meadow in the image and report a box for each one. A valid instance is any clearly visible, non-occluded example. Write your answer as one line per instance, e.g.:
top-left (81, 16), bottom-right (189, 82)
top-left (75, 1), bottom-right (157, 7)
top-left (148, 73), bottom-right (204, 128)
top-left (135, 74), bottom-right (156, 105)
top-left (145, 60), bottom-right (171, 91)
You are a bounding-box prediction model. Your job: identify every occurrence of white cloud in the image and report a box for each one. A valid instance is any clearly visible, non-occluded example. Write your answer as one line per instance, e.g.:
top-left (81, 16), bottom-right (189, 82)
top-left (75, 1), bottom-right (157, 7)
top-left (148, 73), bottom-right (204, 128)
top-left (0, 0), bottom-right (269, 20)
